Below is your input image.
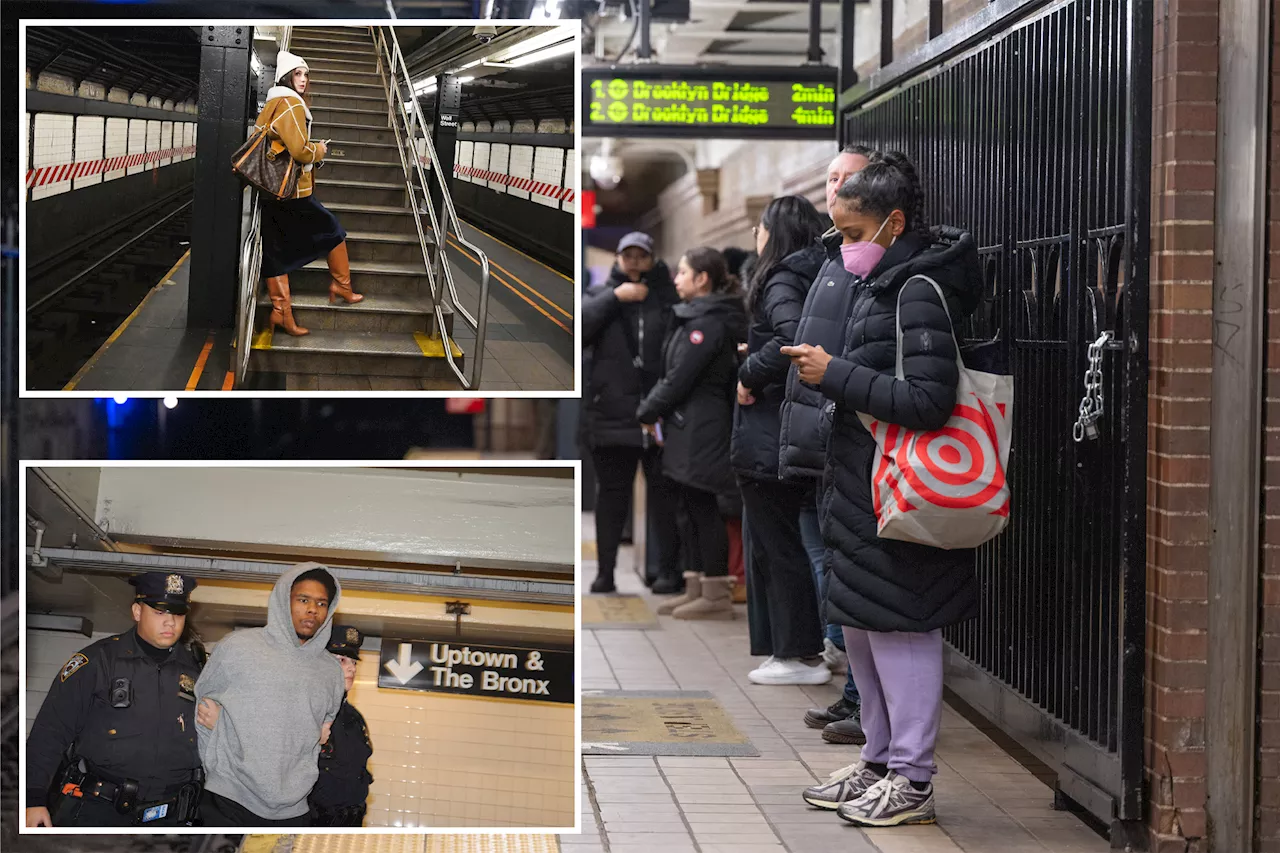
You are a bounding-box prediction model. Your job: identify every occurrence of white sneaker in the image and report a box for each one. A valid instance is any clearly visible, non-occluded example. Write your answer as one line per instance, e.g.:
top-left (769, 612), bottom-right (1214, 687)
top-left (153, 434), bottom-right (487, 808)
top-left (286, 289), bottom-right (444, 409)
top-left (748, 657), bottom-right (833, 686)
top-left (822, 638), bottom-right (849, 673)
top-left (747, 656), bottom-right (779, 681)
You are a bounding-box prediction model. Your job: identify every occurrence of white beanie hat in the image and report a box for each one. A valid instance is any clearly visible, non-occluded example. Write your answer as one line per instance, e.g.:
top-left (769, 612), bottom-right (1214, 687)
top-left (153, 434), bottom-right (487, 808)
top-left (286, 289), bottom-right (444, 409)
top-left (275, 50), bottom-right (309, 83)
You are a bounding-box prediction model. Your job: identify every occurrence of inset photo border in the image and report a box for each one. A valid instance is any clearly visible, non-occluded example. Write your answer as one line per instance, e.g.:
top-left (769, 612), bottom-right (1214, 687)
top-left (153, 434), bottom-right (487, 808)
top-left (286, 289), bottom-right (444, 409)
top-left (18, 19), bottom-right (582, 399)
top-left (18, 459), bottom-right (581, 834)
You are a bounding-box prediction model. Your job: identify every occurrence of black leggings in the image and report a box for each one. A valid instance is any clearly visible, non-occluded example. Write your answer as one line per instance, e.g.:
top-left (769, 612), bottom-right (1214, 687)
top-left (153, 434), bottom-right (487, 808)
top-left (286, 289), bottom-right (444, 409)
top-left (590, 445), bottom-right (679, 578)
top-left (677, 482), bottom-right (728, 578)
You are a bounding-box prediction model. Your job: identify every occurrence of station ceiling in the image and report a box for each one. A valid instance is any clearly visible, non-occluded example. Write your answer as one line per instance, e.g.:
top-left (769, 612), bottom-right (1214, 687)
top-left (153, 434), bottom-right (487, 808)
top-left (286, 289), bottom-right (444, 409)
top-left (26, 26), bottom-right (201, 104)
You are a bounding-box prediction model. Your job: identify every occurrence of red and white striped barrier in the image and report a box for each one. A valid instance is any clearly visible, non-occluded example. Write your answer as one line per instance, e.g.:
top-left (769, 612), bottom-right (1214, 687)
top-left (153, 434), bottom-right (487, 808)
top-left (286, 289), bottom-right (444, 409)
top-left (452, 163), bottom-right (575, 203)
top-left (25, 145), bottom-right (198, 188)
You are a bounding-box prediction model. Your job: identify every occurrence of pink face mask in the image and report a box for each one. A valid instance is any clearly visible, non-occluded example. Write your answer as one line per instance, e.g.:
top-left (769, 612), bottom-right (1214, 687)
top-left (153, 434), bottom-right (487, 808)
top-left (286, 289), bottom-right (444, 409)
top-left (840, 215), bottom-right (893, 279)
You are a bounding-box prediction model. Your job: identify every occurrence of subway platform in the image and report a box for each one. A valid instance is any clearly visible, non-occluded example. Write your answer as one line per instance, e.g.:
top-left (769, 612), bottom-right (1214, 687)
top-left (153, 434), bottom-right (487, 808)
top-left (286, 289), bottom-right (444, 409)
top-left (574, 515), bottom-right (1111, 853)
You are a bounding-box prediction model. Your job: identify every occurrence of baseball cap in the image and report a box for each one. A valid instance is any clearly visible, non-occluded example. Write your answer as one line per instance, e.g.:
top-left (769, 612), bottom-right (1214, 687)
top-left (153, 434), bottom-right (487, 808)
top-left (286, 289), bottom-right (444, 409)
top-left (616, 232), bottom-right (654, 255)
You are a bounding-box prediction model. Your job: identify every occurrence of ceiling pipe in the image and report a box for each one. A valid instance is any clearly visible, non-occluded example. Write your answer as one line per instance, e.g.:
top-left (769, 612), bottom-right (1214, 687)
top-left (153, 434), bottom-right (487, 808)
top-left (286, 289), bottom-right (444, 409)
top-left (806, 0), bottom-right (824, 64)
top-left (637, 0), bottom-right (653, 61)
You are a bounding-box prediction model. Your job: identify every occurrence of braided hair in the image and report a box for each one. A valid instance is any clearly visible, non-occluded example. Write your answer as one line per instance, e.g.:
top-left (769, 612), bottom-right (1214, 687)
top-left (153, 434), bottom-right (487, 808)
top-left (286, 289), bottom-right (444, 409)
top-left (833, 150), bottom-right (929, 241)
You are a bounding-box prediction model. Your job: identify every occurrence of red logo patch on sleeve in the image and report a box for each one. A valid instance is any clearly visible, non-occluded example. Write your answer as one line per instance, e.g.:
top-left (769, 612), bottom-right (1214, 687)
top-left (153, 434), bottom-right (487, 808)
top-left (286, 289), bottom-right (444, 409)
top-left (689, 330), bottom-right (704, 345)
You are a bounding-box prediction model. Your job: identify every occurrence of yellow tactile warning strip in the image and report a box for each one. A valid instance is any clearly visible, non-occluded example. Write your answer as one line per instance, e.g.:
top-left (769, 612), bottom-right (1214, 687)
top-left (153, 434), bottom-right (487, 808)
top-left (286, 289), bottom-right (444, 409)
top-left (241, 836), bottom-right (560, 853)
top-left (583, 690), bottom-right (759, 757)
top-left (581, 594), bottom-right (656, 629)
top-left (252, 325), bottom-right (274, 350)
top-left (581, 540), bottom-right (597, 560)
top-left (413, 331), bottom-right (465, 358)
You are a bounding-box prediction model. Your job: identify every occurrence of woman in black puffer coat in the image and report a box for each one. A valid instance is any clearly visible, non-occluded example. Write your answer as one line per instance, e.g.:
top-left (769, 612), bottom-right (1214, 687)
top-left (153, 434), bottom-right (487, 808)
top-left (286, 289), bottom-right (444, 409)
top-left (784, 153), bottom-right (983, 828)
top-left (637, 247), bottom-right (748, 621)
top-left (731, 196), bottom-right (831, 686)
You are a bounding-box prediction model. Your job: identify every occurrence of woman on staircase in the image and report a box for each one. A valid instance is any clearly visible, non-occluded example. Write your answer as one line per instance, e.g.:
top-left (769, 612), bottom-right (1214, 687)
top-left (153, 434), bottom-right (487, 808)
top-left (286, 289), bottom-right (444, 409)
top-left (256, 50), bottom-right (363, 337)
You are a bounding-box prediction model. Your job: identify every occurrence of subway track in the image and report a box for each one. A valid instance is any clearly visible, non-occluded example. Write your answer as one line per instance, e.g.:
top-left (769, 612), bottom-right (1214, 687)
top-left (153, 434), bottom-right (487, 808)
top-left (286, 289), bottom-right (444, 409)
top-left (25, 190), bottom-right (192, 392)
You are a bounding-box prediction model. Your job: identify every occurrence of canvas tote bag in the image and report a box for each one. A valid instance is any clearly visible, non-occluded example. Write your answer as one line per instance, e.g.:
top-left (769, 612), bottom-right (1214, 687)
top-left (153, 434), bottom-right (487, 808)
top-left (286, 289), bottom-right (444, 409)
top-left (858, 275), bottom-right (1013, 549)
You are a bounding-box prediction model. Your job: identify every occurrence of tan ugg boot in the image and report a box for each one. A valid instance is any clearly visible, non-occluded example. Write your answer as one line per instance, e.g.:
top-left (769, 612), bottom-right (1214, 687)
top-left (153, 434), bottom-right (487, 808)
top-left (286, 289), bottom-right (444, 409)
top-left (672, 575), bottom-right (735, 620)
top-left (656, 572), bottom-right (701, 615)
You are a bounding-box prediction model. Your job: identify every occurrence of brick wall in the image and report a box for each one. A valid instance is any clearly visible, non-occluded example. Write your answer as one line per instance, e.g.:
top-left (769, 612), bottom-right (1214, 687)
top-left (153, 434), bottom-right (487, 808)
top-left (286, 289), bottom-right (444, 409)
top-left (1145, 0), bottom-right (1216, 851)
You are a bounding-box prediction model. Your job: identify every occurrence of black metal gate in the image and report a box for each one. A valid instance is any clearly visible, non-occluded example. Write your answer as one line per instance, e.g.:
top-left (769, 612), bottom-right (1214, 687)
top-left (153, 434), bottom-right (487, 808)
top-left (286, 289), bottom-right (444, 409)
top-left (840, 0), bottom-right (1150, 842)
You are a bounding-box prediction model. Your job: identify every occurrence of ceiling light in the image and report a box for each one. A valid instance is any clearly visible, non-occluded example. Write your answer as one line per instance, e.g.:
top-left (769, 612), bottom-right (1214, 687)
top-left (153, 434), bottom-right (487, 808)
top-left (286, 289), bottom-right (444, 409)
top-left (414, 78), bottom-right (438, 94)
top-left (163, 396), bottom-right (178, 409)
top-left (455, 58), bottom-right (483, 72)
top-left (492, 25), bottom-right (576, 63)
top-left (507, 39), bottom-right (576, 68)
top-left (458, 76), bottom-right (475, 84)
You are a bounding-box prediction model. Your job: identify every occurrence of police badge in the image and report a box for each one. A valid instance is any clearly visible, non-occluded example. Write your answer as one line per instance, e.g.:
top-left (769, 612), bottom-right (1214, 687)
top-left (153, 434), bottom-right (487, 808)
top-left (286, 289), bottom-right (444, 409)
top-left (166, 574), bottom-right (184, 595)
top-left (60, 653), bottom-right (88, 682)
top-left (178, 672), bottom-right (196, 701)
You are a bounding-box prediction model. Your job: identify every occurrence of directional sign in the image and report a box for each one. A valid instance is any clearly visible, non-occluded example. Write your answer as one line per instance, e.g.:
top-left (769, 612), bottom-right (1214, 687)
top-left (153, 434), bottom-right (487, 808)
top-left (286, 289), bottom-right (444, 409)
top-left (377, 638), bottom-right (573, 705)
top-left (582, 65), bottom-right (840, 141)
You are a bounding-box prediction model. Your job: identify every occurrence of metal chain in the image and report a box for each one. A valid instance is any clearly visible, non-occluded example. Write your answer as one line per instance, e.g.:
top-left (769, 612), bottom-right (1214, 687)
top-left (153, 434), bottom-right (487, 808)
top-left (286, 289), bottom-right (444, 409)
top-left (1073, 331), bottom-right (1113, 442)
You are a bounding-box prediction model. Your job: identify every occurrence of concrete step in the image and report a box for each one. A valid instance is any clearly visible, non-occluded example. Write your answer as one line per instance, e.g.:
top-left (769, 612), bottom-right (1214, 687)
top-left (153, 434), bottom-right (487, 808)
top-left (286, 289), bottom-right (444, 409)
top-left (256, 292), bottom-right (439, 335)
top-left (293, 27), bottom-right (374, 42)
top-left (325, 201), bottom-right (429, 236)
top-left (311, 122), bottom-right (397, 145)
top-left (249, 329), bottom-right (464, 380)
top-left (289, 44), bottom-right (378, 63)
top-left (324, 139), bottom-right (401, 163)
top-left (311, 105), bottom-right (389, 129)
top-left (344, 229), bottom-right (428, 265)
top-left (308, 57), bottom-right (380, 75)
top-left (290, 34), bottom-right (375, 51)
top-left (321, 157), bottom-right (405, 185)
top-left (313, 177), bottom-right (406, 207)
top-left (312, 80), bottom-right (385, 99)
top-left (294, 257), bottom-right (434, 298)
top-left (311, 68), bottom-right (382, 86)
top-left (310, 91), bottom-right (387, 112)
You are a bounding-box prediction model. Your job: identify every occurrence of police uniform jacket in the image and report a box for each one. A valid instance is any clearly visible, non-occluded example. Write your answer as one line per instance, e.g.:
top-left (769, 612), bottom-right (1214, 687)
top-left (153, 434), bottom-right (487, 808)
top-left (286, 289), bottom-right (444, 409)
top-left (26, 627), bottom-right (203, 807)
top-left (310, 698), bottom-right (374, 809)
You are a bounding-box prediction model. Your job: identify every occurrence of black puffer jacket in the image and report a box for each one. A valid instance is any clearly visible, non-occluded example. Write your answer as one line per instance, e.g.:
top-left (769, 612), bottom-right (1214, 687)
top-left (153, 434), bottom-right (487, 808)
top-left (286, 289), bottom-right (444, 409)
top-left (818, 226), bottom-right (984, 634)
top-left (580, 262), bottom-right (678, 449)
top-left (778, 233), bottom-right (857, 481)
top-left (731, 242), bottom-right (825, 480)
top-left (637, 292), bottom-right (748, 495)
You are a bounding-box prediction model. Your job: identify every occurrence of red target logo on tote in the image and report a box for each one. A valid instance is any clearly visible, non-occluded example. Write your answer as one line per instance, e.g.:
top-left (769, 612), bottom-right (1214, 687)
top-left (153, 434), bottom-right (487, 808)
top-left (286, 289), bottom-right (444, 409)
top-left (861, 277), bottom-right (1014, 550)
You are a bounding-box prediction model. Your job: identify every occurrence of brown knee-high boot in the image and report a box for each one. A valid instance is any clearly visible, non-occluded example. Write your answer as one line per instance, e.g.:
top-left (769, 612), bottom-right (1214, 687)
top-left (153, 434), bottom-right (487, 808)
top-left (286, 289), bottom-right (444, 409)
top-left (267, 275), bottom-right (309, 336)
top-left (327, 240), bottom-right (363, 304)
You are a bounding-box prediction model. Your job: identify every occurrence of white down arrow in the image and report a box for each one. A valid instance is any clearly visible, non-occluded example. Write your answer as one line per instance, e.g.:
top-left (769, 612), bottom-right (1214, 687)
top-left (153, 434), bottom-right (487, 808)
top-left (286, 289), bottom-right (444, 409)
top-left (384, 643), bottom-right (424, 685)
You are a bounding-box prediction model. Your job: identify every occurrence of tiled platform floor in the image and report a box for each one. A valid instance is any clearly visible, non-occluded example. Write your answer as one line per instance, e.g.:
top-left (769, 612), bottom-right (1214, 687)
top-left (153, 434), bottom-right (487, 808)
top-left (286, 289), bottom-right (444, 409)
top-left (571, 515), bottom-right (1111, 853)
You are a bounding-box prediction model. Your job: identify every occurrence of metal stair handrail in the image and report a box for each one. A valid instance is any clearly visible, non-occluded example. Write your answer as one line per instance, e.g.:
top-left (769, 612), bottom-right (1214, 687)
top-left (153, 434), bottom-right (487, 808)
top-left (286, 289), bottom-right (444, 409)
top-left (372, 25), bottom-right (491, 390)
top-left (233, 27), bottom-right (291, 389)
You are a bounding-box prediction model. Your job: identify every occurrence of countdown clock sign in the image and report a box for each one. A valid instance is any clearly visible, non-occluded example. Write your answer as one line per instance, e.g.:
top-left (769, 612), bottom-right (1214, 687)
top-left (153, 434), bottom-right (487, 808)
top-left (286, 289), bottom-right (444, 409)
top-left (582, 65), bottom-right (840, 140)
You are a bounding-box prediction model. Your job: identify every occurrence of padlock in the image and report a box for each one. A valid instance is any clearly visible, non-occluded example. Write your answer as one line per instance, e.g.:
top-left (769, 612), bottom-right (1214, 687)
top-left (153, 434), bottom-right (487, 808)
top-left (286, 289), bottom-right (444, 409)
top-left (1084, 419), bottom-right (1099, 440)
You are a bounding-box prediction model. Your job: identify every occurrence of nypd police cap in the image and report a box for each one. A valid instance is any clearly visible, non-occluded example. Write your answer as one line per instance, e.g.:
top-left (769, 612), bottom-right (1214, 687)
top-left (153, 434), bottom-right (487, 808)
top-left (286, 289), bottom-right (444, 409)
top-left (129, 572), bottom-right (197, 615)
top-left (327, 624), bottom-right (364, 660)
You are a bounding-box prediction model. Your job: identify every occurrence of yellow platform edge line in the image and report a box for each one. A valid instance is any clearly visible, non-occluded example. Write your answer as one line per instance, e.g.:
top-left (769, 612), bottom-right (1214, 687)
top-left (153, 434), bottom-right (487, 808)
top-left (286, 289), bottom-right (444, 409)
top-left (251, 325), bottom-right (274, 350)
top-left (413, 330), bottom-right (464, 359)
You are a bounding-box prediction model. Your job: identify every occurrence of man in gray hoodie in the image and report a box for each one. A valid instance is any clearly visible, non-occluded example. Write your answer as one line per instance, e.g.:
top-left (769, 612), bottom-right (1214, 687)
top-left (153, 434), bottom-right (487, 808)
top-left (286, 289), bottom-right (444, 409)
top-left (194, 562), bottom-right (345, 826)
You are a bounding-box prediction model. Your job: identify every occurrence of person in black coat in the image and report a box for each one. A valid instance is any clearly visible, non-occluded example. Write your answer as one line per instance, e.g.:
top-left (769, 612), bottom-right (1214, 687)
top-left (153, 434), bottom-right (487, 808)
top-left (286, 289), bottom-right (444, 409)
top-left (637, 247), bottom-right (748, 620)
top-left (309, 625), bottom-right (373, 826)
top-left (731, 196), bottom-right (832, 687)
top-left (581, 232), bottom-right (682, 594)
top-left (785, 153), bottom-right (983, 827)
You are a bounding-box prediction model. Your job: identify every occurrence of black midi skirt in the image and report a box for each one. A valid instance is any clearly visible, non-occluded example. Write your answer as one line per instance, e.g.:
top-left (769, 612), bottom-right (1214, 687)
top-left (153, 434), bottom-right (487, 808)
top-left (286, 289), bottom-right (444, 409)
top-left (261, 193), bottom-right (348, 278)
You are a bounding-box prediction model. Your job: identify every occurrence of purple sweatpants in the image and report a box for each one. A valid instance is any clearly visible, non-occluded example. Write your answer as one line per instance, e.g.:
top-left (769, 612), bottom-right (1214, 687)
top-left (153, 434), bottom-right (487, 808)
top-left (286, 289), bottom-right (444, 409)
top-left (842, 626), bottom-right (944, 784)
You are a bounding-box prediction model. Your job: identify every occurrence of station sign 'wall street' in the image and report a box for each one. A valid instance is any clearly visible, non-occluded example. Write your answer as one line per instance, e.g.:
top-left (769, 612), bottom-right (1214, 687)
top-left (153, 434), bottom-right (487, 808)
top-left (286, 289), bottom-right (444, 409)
top-left (582, 65), bottom-right (840, 141)
top-left (378, 639), bottom-right (573, 705)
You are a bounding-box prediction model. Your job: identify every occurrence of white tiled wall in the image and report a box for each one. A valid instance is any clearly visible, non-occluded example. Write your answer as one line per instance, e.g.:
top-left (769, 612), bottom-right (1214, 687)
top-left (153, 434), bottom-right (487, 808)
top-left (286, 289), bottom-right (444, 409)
top-left (561, 149), bottom-right (576, 214)
top-left (145, 120), bottom-right (160, 166)
top-left (104, 117), bottom-right (128, 181)
top-left (487, 143), bottom-right (510, 193)
top-left (31, 113), bottom-right (74, 200)
top-left (26, 629), bottom-right (116, 738)
top-left (126, 117), bottom-right (146, 175)
top-left (160, 121), bottom-right (173, 167)
top-left (349, 651), bottom-right (574, 829)
top-left (508, 145), bottom-right (533, 200)
top-left (531, 147), bottom-right (564, 210)
top-left (73, 116), bottom-right (104, 189)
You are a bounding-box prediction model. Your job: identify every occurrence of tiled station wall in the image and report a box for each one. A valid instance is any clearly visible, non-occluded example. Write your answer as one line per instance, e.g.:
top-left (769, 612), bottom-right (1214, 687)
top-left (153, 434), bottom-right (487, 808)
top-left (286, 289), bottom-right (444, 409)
top-left (453, 119), bottom-right (576, 215)
top-left (25, 111), bottom-right (197, 201)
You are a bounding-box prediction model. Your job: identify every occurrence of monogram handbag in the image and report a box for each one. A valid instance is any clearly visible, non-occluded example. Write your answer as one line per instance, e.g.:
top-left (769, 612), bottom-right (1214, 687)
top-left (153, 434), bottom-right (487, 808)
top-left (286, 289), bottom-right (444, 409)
top-left (230, 128), bottom-right (299, 200)
top-left (859, 275), bottom-right (1014, 549)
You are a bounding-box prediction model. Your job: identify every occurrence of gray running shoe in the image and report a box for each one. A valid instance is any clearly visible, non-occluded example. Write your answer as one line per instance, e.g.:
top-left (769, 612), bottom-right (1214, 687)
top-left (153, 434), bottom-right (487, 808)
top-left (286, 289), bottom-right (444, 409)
top-left (801, 760), bottom-right (886, 810)
top-left (836, 771), bottom-right (937, 827)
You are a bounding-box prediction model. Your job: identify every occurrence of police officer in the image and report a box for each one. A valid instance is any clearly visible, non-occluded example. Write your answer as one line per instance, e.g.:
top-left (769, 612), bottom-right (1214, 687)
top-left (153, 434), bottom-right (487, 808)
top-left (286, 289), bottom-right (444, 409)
top-left (308, 624), bottom-right (373, 826)
top-left (25, 572), bottom-right (205, 827)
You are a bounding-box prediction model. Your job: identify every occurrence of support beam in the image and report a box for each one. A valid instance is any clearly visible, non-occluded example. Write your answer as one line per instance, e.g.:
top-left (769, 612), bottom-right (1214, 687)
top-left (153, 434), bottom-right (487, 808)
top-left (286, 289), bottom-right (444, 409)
top-left (880, 0), bottom-right (893, 68)
top-left (1206, 0), bottom-right (1270, 850)
top-left (189, 25), bottom-right (252, 330)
